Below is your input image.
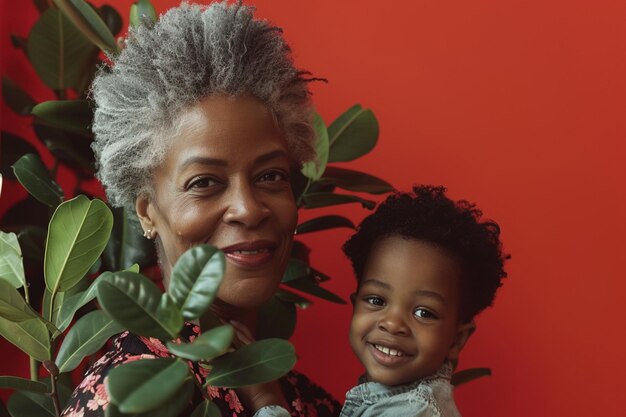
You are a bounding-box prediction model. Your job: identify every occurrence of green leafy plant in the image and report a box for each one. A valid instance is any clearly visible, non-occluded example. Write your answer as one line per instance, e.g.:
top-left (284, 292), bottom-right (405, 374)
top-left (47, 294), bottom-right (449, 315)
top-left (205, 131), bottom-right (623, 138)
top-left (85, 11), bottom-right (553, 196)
top-left (0, 196), bottom-right (297, 417)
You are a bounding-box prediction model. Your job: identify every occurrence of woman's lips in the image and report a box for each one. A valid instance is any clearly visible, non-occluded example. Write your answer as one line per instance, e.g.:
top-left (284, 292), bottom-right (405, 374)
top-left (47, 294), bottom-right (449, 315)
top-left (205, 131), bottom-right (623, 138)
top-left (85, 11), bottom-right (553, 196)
top-left (220, 240), bottom-right (277, 268)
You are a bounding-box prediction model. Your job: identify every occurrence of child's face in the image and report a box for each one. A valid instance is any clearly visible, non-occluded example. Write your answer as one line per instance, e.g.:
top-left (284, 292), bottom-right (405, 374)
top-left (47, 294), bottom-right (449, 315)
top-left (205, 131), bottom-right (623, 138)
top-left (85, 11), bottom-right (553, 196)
top-left (349, 235), bottom-right (473, 386)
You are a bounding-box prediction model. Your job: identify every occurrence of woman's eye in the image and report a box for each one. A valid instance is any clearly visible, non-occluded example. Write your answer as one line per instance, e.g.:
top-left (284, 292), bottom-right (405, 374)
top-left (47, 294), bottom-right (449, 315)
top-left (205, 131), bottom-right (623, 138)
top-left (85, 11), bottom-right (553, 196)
top-left (364, 296), bottom-right (385, 307)
top-left (414, 308), bottom-right (437, 320)
top-left (188, 176), bottom-right (218, 189)
top-left (257, 170), bottom-right (288, 183)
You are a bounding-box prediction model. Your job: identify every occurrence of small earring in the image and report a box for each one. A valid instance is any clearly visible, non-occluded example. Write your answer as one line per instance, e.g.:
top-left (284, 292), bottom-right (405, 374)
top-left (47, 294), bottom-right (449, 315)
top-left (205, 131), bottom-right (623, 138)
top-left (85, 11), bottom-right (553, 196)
top-left (143, 229), bottom-right (153, 240)
top-left (293, 228), bottom-right (298, 236)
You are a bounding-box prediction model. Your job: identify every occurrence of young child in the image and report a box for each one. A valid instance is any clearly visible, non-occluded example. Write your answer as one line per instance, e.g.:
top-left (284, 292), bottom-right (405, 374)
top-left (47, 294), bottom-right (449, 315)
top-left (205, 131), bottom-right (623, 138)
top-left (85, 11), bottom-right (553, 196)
top-left (246, 185), bottom-right (509, 417)
top-left (338, 185), bottom-right (508, 416)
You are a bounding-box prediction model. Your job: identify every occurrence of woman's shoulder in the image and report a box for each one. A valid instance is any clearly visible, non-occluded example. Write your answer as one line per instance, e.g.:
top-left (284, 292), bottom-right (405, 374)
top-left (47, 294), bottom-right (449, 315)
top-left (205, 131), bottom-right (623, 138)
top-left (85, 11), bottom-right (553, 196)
top-left (62, 327), bottom-right (341, 417)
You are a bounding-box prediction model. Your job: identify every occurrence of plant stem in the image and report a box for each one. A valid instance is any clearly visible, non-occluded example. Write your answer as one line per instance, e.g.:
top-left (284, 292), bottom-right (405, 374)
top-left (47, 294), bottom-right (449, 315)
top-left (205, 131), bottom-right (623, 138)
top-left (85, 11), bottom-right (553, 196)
top-left (49, 376), bottom-right (62, 417)
top-left (22, 281), bottom-right (40, 381)
top-left (29, 358), bottom-right (39, 381)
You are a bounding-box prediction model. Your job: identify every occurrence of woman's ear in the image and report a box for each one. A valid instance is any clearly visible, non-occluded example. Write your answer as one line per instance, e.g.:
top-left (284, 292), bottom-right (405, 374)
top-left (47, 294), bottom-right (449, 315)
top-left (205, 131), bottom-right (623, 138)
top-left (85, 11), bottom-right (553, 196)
top-left (447, 322), bottom-right (476, 362)
top-left (136, 195), bottom-right (155, 236)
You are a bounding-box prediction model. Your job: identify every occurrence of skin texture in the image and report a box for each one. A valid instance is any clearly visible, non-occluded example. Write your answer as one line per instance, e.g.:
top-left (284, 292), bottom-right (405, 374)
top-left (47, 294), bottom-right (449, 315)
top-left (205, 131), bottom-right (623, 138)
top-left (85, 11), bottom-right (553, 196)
top-left (349, 235), bottom-right (475, 386)
top-left (136, 94), bottom-right (298, 329)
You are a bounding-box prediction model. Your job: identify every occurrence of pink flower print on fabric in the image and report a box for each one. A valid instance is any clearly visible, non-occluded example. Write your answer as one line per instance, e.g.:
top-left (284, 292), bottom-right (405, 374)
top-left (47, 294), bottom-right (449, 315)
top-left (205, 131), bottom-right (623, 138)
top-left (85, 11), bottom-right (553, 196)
top-left (62, 401), bottom-right (85, 417)
top-left (77, 374), bottom-right (101, 393)
top-left (139, 336), bottom-right (171, 357)
top-left (86, 382), bottom-right (109, 411)
top-left (291, 398), bottom-right (305, 416)
top-left (225, 390), bottom-right (244, 412)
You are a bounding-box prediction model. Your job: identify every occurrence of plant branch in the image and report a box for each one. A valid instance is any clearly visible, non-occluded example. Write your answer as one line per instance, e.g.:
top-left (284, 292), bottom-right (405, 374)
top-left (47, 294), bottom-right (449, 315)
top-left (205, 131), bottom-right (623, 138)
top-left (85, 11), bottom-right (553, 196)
top-left (49, 375), bottom-right (62, 417)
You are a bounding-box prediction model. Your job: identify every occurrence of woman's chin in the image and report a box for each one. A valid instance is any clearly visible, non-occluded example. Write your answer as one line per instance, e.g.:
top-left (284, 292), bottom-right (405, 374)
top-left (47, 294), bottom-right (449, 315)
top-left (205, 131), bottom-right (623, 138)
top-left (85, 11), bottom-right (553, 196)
top-left (215, 282), bottom-right (277, 311)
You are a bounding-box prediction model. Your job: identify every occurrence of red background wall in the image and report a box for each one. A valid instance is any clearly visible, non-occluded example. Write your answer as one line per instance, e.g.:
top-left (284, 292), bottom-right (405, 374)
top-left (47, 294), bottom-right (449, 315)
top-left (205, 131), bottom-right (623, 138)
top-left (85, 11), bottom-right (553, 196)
top-left (2, 1), bottom-right (625, 416)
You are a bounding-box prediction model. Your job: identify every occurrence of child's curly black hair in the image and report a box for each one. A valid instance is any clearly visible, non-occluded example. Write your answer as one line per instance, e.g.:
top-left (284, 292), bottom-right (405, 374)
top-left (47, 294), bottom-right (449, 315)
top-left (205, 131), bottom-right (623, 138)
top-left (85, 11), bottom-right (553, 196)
top-left (343, 185), bottom-right (509, 323)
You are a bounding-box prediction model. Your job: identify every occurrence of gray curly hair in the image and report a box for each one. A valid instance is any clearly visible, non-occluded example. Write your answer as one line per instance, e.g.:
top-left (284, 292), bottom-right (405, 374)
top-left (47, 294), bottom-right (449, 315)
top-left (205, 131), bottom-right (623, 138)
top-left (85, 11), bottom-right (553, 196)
top-left (91, 1), bottom-right (316, 213)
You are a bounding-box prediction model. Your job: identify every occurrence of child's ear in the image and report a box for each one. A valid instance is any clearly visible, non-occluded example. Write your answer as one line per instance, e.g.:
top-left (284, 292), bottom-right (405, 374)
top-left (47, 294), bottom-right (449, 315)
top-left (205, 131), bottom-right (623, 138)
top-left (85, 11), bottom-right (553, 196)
top-left (447, 322), bottom-right (476, 362)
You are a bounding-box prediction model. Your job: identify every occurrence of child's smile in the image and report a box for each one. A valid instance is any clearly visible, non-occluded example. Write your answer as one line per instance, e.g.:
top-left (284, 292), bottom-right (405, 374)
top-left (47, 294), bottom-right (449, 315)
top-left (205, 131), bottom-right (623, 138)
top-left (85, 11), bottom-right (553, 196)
top-left (349, 235), bottom-right (474, 386)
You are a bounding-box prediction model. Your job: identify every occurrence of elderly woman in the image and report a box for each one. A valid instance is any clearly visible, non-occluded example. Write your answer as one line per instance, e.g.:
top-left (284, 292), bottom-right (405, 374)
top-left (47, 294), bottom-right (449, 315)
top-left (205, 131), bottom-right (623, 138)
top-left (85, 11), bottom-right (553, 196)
top-left (61, 2), bottom-right (339, 416)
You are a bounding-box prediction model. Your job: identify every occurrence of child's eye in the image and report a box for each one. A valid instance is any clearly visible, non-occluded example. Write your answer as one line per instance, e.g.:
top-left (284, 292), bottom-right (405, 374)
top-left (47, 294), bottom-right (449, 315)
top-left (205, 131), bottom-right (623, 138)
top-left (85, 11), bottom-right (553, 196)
top-left (257, 170), bottom-right (289, 183)
top-left (414, 308), bottom-right (438, 320)
top-left (364, 296), bottom-right (386, 307)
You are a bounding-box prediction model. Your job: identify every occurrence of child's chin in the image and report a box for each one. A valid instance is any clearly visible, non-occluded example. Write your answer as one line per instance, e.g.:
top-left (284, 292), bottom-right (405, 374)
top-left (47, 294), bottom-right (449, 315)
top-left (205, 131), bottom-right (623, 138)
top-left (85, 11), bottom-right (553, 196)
top-left (367, 371), bottom-right (413, 387)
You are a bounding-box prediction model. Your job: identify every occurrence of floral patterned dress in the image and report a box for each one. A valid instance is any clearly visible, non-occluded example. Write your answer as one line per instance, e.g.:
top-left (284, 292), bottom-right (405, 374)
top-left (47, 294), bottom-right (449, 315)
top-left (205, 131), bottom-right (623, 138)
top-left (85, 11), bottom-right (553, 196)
top-left (61, 323), bottom-right (340, 417)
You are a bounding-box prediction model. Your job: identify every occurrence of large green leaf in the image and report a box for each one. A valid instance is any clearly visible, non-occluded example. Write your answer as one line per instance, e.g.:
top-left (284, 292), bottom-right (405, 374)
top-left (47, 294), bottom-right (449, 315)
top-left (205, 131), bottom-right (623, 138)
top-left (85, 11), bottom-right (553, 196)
top-left (275, 288), bottom-right (312, 309)
top-left (0, 131), bottom-right (39, 180)
top-left (27, 8), bottom-right (100, 89)
top-left (166, 324), bottom-right (233, 361)
top-left (44, 195), bottom-right (113, 295)
top-left (0, 377), bottom-right (47, 394)
top-left (97, 271), bottom-right (183, 340)
top-left (7, 391), bottom-right (55, 417)
top-left (301, 112), bottom-right (329, 181)
top-left (296, 215), bottom-right (355, 235)
top-left (281, 258), bottom-right (310, 283)
top-left (168, 245), bottom-right (225, 320)
top-left (191, 400), bottom-right (221, 417)
top-left (130, 0), bottom-right (158, 28)
top-left (451, 368), bottom-right (492, 386)
top-left (284, 278), bottom-right (346, 304)
top-left (42, 272), bottom-right (89, 332)
top-left (205, 339), bottom-right (296, 387)
top-left (99, 5), bottom-right (123, 36)
top-left (327, 105), bottom-right (379, 162)
top-left (0, 280), bottom-right (39, 322)
top-left (0, 231), bottom-right (26, 288)
top-left (33, 123), bottom-right (95, 175)
top-left (12, 154), bottom-right (64, 208)
top-left (319, 166), bottom-right (394, 195)
top-left (31, 100), bottom-right (92, 131)
top-left (1, 77), bottom-right (36, 115)
top-left (17, 226), bottom-right (46, 263)
top-left (256, 296), bottom-right (296, 340)
top-left (53, 0), bottom-right (118, 53)
top-left (6, 378), bottom-right (71, 417)
top-left (102, 206), bottom-right (157, 272)
top-left (0, 316), bottom-right (51, 361)
top-left (55, 274), bottom-right (103, 332)
top-left (302, 192), bottom-right (375, 210)
top-left (56, 309), bottom-right (124, 373)
top-left (106, 379), bottom-right (193, 417)
top-left (108, 358), bottom-right (189, 413)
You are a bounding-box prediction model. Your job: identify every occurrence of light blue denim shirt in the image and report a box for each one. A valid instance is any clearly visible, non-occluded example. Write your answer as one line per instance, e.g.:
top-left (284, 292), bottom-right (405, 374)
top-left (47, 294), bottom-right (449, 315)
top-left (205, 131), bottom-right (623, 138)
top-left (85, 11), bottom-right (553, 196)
top-left (255, 362), bottom-right (461, 417)
top-left (339, 362), bottom-right (461, 417)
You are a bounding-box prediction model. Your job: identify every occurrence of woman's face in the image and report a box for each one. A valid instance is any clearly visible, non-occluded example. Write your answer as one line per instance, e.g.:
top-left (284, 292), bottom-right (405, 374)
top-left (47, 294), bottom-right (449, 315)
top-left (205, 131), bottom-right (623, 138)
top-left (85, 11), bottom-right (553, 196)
top-left (136, 95), bottom-right (297, 310)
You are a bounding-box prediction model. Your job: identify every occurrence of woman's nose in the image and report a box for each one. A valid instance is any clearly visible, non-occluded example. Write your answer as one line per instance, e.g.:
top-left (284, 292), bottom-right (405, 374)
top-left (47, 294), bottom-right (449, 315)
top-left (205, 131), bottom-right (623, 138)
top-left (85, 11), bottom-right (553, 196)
top-left (377, 309), bottom-right (410, 336)
top-left (223, 181), bottom-right (271, 228)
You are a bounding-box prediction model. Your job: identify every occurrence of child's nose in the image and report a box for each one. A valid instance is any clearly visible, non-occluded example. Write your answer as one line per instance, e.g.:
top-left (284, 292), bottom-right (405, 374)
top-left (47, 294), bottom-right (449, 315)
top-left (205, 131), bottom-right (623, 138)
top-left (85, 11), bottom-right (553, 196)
top-left (377, 309), bottom-right (410, 336)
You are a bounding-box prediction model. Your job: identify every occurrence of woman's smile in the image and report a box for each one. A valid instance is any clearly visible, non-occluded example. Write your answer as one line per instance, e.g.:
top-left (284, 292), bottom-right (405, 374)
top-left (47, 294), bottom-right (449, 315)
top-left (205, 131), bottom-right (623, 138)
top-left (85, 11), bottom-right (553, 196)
top-left (220, 240), bottom-right (279, 269)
